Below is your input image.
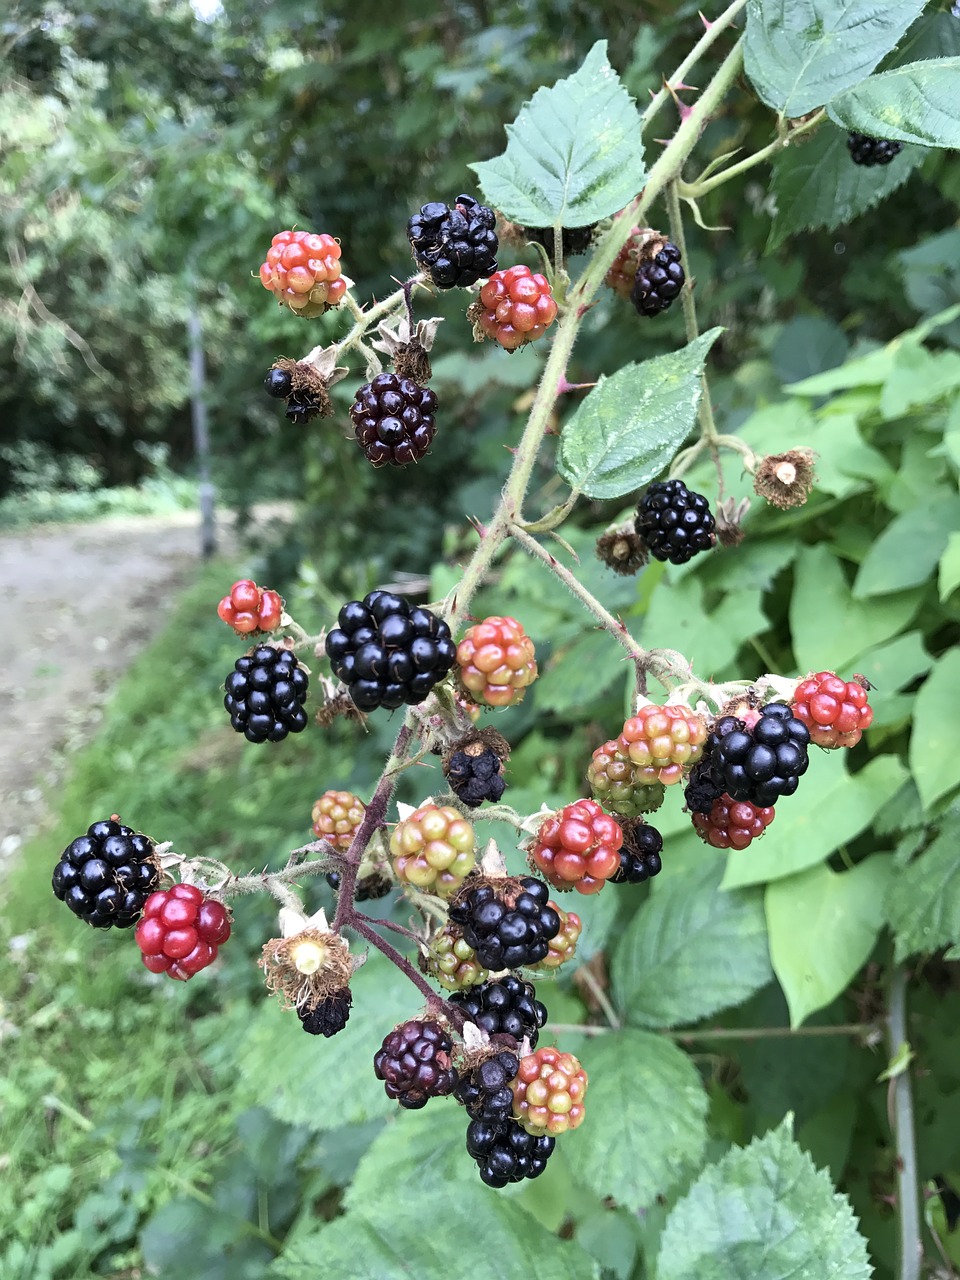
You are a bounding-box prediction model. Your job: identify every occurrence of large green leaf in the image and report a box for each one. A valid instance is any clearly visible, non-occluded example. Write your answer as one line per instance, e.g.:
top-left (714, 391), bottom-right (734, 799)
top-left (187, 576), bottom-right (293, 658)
top-left (722, 752), bottom-right (908, 890)
top-left (910, 649), bottom-right (960, 810)
top-left (642, 573), bottom-right (767, 681)
top-left (744, 0), bottom-right (926, 118)
top-left (656, 1117), bottom-right (872, 1280)
top-left (471, 41), bottom-right (645, 227)
top-left (887, 814), bottom-right (960, 961)
top-left (789, 544), bottom-right (921, 672)
top-left (612, 860), bottom-right (772, 1028)
top-left (828, 58), bottom-right (960, 148)
top-left (536, 629), bottom-right (621, 715)
top-left (853, 497), bottom-right (960, 597)
top-left (563, 1029), bottom-right (708, 1212)
top-left (556, 330), bottom-right (722, 500)
top-left (766, 856), bottom-right (893, 1027)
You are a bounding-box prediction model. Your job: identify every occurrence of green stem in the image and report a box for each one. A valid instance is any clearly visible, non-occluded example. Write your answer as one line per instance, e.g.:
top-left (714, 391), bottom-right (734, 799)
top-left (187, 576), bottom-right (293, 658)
top-left (641, 0), bottom-right (748, 129)
top-left (665, 178), bottom-right (720, 449)
top-left (680, 109), bottom-right (825, 197)
top-left (888, 965), bottom-right (922, 1280)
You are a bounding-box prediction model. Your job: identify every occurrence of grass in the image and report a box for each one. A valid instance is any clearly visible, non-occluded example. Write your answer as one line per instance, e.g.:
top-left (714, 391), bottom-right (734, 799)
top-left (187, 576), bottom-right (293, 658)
top-left (0, 477), bottom-right (199, 531)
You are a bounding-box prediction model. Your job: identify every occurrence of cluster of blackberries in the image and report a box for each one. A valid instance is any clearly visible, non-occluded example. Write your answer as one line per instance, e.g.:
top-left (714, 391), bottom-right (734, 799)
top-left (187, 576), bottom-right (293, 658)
top-left (847, 133), bottom-right (903, 167)
top-left (445, 744), bottom-right (505, 807)
top-left (223, 644), bottom-right (309, 743)
top-left (467, 1118), bottom-right (555, 1188)
top-left (711, 704), bottom-right (810, 808)
top-left (325, 591), bottom-right (456, 712)
top-left (450, 975), bottom-right (546, 1047)
top-left (52, 819), bottom-right (158, 928)
top-left (263, 367), bottom-right (323, 424)
top-left (373, 1019), bottom-right (457, 1109)
top-left (612, 822), bottom-right (663, 883)
top-left (298, 990), bottom-right (353, 1037)
top-left (407, 194), bottom-right (499, 289)
top-left (349, 374), bottom-right (438, 467)
top-left (635, 478), bottom-right (716, 565)
top-left (632, 241), bottom-right (685, 316)
top-left (448, 876), bottom-right (561, 970)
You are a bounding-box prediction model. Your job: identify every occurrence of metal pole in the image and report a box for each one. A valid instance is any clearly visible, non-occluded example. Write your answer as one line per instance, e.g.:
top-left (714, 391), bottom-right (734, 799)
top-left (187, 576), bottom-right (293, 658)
top-left (186, 275), bottom-right (217, 558)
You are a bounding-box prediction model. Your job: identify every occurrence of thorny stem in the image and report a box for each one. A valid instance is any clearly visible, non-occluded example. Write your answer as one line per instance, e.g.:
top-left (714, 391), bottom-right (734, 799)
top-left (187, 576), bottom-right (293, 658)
top-left (641, 0), bottom-right (748, 129)
top-left (888, 965), bottom-right (922, 1280)
top-left (679, 109), bottom-right (825, 198)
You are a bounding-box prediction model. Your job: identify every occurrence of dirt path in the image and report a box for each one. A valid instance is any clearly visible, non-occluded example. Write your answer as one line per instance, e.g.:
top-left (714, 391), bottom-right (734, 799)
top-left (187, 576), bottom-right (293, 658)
top-left (0, 511), bottom-right (240, 866)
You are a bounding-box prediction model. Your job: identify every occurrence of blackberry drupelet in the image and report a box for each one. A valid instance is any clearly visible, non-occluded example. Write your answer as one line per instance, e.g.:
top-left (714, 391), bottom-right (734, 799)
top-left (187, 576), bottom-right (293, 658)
top-left (264, 367), bottom-right (292, 398)
top-left (407, 194), bottom-right (499, 288)
top-left (52, 819), bottom-right (158, 928)
top-left (373, 1019), bottom-right (458, 1109)
top-left (223, 644), bottom-right (309, 743)
top-left (612, 822), bottom-right (663, 883)
top-left (324, 591), bottom-right (456, 712)
top-left (847, 133), bottom-right (903, 166)
top-left (446, 745), bottom-right (505, 807)
top-left (455, 1050), bottom-right (521, 1122)
top-left (349, 373), bottom-right (438, 467)
top-left (447, 877), bottom-right (560, 970)
top-left (466, 1118), bottom-right (555, 1187)
top-left (715, 703), bottom-right (810, 807)
top-left (635, 478), bottom-right (716, 565)
top-left (631, 240), bottom-right (685, 316)
top-left (298, 989), bottom-right (352, 1037)
top-left (450, 975), bottom-right (547, 1047)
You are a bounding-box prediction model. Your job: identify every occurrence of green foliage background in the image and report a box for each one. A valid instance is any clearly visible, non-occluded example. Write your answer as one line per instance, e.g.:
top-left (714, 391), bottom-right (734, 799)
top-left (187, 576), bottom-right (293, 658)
top-left (2, 1), bottom-right (960, 1277)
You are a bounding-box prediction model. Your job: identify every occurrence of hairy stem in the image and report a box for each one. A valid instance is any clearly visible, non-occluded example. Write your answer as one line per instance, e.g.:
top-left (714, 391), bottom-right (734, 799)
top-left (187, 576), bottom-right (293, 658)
top-left (680, 109), bottom-right (825, 197)
top-left (888, 965), bottom-right (922, 1280)
top-left (665, 179), bottom-right (720, 453)
top-left (641, 0), bottom-right (748, 129)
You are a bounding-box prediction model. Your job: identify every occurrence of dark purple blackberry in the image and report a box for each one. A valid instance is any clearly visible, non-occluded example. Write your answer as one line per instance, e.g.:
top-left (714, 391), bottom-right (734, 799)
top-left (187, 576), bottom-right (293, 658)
top-left (684, 720), bottom-right (741, 815)
top-left (635, 478), bottom-right (716, 565)
top-left (284, 390), bottom-right (322, 425)
top-left (264, 367), bottom-right (292, 398)
top-left (715, 703), bottom-right (810, 808)
top-left (325, 868), bottom-right (392, 901)
top-left (349, 373), bottom-right (438, 467)
top-left (447, 876), bottom-right (560, 971)
top-left (324, 591), bottom-right (456, 712)
top-left (407, 194), bottom-right (499, 289)
top-left (466, 1118), bottom-right (555, 1188)
top-left (446, 746), bottom-right (505, 808)
top-left (631, 241), bottom-right (685, 316)
top-left (298, 989), bottom-right (352, 1037)
top-left (454, 1050), bottom-right (521, 1122)
top-left (52, 819), bottom-right (159, 929)
top-left (847, 133), bottom-right (903, 167)
top-left (373, 1019), bottom-right (458, 1109)
top-left (612, 822), bottom-right (663, 884)
top-left (223, 644), bottom-right (309, 743)
top-left (450, 976), bottom-right (547, 1048)
top-left (524, 224), bottom-right (595, 259)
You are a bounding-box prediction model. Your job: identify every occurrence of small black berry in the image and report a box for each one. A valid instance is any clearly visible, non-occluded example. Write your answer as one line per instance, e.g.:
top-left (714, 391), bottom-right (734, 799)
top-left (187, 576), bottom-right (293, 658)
top-left (448, 877), bottom-right (560, 971)
top-left (407, 194), bottom-right (499, 289)
top-left (715, 703), bottom-right (810, 807)
top-left (223, 644), bottom-right (309, 743)
top-left (635, 478), bottom-right (715, 565)
top-left (374, 1019), bottom-right (458, 1109)
top-left (298, 989), bottom-right (352, 1037)
top-left (631, 241), bottom-right (684, 316)
top-left (52, 820), bottom-right (159, 928)
top-left (446, 746), bottom-right (505, 808)
top-left (264, 367), bottom-right (292, 398)
top-left (455, 1050), bottom-right (521, 1122)
top-left (466, 1118), bottom-right (555, 1187)
top-left (450, 976), bottom-right (546, 1048)
top-left (349, 373), bottom-right (438, 467)
top-left (847, 133), bottom-right (903, 167)
top-left (612, 822), bottom-right (664, 883)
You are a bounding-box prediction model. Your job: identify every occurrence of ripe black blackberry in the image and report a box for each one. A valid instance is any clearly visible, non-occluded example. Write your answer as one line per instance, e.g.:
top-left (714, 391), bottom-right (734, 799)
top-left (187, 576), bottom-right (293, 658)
top-left (466, 1118), bottom-right (555, 1187)
top-left (349, 374), bottom-right (438, 467)
top-left (373, 1019), bottom-right (458, 1109)
top-left (847, 133), bottom-right (903, 167)
top-left (715, 703), bottom-right (810, 807)
top-left (448, 876), bottom-right (560, 970)
top-left (455, 1049), bottom-right (520, 1121)
top-left (284, 391), bottom-right (322, 425)
top-left (635, 478), bottom-right (716, 565)
top-left (52, 819), bottom-right (159, 928)
top-left (264, 367), bottom-right (292, 398)
top-left (298, 989), bottom-right (352, 1037)
top-left (324, 591), bottom-right (456, 712)
top-left (450, 975), bottom-right (547, 1047)
top-left (612, 821), bottom-right (663, 883)
top-left (407, 194), bottom-right (499, 288)
top-left (223, 644), bottom-right (309, 743)
top-left (631, 240), bottom-right (685, 316)
top-left (446, 745), bottom-right (505, 807)
top-left (325, 868), bottom-right (392, 901)
top-left (683, 743), bottom-right (728, 816)
top-left (524, 224), bottom-right (595, 258)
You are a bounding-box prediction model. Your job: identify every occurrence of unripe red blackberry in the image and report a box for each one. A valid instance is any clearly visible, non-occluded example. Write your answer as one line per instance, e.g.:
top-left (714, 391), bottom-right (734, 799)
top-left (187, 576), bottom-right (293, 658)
top-left (389, 804), bottom-right (476, 899)
top-left (258, 230), bottom-right (346, 317)
top-left (512, 1046), bottom-right (587, 1137)
top-left (791, 671), bottom-right (873, 749)
top-left (530, 799), bottom-right (623, 894)
top-left (349, 373), bottom-right (438, 467)
top-left (456, 616), bottom-right (538, 708)
top-left (373, 1019), bottom-right (457, 1109)
top-left (407, 194), bottom-right (498, 288)
top-left (217, 579), bottom-right (283, 635)
top-left (692, 794), bottom-right (775, 850)
top-left (618, 703), bottom-right (708, 786)
top-left (135, 884), bottom-right (232, 980)
top-left (448, 876), bottom-right (560, 970)
top-left (476, 266), bottom-right (558, 350)
top-left (635, 479), bottom-right (716, 565)
top-left (52, 819), bottom-right (159, 929)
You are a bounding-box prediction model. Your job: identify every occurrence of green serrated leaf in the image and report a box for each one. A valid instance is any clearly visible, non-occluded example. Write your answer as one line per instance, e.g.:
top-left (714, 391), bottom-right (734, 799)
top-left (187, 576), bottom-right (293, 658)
top-left (556, 329), bottom-right (722, 500)
top-left (744, 0), bottom-right (926, 118)
top-left (909, 650), bottom-right (960, 810)
top-left (828, 58), bottom-right (960, 148)
top-left (612, 860), bottom-right (772, 1028)
top-left (722, 752), bottom-right (908, 890)
top-left (768, 125), bottom-right (926, 252)
top-left (656, 1116), bottom-right (873, 1280)
top-left (643, 573), bottom-right (767, 681)
top-left (563, 1030), bottom-right (708, 1213)
top-left (535, 629), bottom-right (621, 716)
top-left (887, 814), bottom-right (960, 961)
top-left (853, 497), bottom-right (960, 597)
top-left (470, 41), bottom-right (645, 227)
top-left (766, 857), bottom-right (893, 1027)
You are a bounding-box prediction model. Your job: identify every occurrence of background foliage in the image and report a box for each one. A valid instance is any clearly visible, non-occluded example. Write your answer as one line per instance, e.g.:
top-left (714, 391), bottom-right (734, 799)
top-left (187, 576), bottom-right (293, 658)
top-left (2, 1), bottom-right (960, 1277)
